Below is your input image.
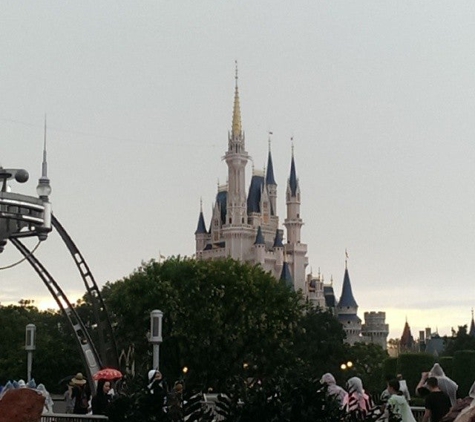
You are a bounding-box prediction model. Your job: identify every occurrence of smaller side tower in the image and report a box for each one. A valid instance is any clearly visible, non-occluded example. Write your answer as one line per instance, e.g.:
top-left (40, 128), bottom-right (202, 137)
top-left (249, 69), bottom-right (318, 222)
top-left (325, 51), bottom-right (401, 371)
top-left (361, 311), bottom-right (389, 350)
top-left (195, 199), bottom-right (208, 253)
top-left (336, 259), bottom-right (362, 345)
top-left (283, 144), bottom-right (307, 293)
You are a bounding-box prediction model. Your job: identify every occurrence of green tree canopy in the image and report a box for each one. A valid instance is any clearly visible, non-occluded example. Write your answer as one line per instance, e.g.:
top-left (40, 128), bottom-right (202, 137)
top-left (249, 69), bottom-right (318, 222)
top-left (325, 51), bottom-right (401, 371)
top-left (0, 303), bottom-right (78, 392)
top-left (102, 257), bottom-right (346, 391)
top-left (443, 325), bottom-right (475, 356)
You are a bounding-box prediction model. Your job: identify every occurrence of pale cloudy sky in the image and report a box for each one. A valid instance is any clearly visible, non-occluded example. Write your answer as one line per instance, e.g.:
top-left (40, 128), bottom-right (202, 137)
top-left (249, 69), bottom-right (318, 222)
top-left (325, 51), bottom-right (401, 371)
top-left (1, 1), bottom-right (475, 339)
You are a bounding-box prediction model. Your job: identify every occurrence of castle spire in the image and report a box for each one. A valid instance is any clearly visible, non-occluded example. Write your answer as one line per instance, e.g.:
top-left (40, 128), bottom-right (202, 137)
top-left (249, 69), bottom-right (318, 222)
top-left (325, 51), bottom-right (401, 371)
top-left (231, 60), bottom-right (242, 139)
top-left (195, 198), bottom-right (207, 234)
top-left (470, 309), bottom-right (475, 337)
top-left (338, 264), bottom-right (358, 308)
top-left (265, 133), bottom-right (277, 186)
top-left (289, 138), bottom-right (298, 196)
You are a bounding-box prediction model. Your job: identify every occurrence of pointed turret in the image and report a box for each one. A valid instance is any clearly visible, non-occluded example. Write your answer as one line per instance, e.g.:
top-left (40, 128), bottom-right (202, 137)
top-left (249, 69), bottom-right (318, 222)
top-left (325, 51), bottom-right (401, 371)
top-left (266, 140), bottom-right (277, 186)
top-left (470, 309), bottom-right (475, 337)
top-left (400, 320), bottom-right (415, 350)
top-left (231, 63), bottom-right (242, 140)
top-left (195, 201), bottom-right (207, 234)
top-left (280, 261), bottom-right (293, 290)
top-left (338, 268), bottom-right (358, 308)
top-left (289, 148), bottom-right (298, 197)
top-left (195, 200), bottom-right (209, 254)
top-left (336, 260), bottom-right (361, 345)
top-left (254, 226), bottom-right (265, 245)
top-left (273, 229), bottom-right (284, 248)
top-left (266, 136), bottom-right (278, 217)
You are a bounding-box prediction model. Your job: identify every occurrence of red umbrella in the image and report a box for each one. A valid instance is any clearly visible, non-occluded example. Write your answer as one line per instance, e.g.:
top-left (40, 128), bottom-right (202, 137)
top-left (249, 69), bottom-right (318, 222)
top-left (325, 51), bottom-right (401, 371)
top-left (93, 368), bottom-right (123, 381)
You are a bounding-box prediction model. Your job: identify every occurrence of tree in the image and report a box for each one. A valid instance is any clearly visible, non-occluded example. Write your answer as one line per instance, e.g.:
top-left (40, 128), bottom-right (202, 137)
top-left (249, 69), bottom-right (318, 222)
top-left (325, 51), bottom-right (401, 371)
top-left (102, 257), bottom-right (346, 391)
top-left (291, 307), bottom-right (346, 378)
top-left (0, 304), bottom-right (78, 392)
top-left (443, 325), bottom-right (475, 356)
top-left (344, 342), bottom-right (388, 396)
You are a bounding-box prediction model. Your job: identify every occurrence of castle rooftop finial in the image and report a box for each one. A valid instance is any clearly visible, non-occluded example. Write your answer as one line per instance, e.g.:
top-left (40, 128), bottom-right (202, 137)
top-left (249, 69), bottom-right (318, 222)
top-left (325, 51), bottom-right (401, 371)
top-left (231, 60), bottom-right (242, 138)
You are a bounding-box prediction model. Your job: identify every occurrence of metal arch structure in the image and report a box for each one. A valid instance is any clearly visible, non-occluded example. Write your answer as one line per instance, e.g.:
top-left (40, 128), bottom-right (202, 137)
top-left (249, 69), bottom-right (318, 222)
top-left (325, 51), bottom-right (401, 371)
top-left (10, 237), bottom-right (102, 391)
top-left (0, 165), bottom-right (118, 390)
top-left (51, 214), bottom-right (119, 369)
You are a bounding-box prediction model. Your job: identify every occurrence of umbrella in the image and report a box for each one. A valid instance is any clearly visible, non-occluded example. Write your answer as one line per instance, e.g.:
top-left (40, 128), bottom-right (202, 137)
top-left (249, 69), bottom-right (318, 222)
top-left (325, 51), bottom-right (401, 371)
top-left (58, 374), bottom-right (74, 385)
top-left (93, 368), bottom-right (123, 381)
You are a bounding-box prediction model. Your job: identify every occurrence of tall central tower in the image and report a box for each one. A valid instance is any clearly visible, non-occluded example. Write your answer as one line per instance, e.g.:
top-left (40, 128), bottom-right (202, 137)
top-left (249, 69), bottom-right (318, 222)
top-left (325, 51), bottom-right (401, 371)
top-left (222, 63), bottom-right (253, 259)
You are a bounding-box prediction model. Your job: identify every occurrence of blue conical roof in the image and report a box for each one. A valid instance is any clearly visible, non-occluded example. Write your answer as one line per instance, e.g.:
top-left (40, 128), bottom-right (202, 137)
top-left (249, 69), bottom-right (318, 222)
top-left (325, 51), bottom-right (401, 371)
top-left (254, 226), bottom-right (265, 245)
top-left (247, 175), bottom-right (264, 214)
top-left (289, 154), bottom-right (298, 196)
top-left (273, 229), bottom-right (283, 248)
top-left (195, 210), bottom-right (207, 234)
top-left (266, 149), bottom-right (277, 186)
top-left (338, 268), bottom-right (358, 308)
top-left (280, 262), bottom-right (293, 290)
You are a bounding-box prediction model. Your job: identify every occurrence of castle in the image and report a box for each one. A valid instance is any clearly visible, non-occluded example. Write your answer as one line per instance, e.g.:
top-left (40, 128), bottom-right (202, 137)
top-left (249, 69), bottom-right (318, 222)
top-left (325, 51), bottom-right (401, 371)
top-left (194, 67), bottom-right (389, 349)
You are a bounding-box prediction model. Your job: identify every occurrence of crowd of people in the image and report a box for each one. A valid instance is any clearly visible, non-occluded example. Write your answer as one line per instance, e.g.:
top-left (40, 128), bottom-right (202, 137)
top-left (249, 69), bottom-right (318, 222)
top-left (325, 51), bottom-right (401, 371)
top-left (0, 378), bottom-right (54, 414)
top-left (320, 362), bottom-right (475, 422)
top-left (63, 372), bottom-right (116, 415)
top-left (4, 361), bottom-right (475, 421)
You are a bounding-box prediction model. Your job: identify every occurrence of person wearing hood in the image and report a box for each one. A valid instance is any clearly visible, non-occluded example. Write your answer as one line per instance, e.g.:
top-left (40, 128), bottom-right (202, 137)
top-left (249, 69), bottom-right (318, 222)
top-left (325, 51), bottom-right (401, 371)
top-left (443, 380), bottom-right (475, 422)
top-left (37, 383), bottom-right (54, 414)
top-left (148, 369), bottom-right (168, 395)
top-left (320, 373), bottom-right (348, 408)
top-left (417, 363), bottom-right (458, 406)
top-left (343, 376), bottom-right (374, 419)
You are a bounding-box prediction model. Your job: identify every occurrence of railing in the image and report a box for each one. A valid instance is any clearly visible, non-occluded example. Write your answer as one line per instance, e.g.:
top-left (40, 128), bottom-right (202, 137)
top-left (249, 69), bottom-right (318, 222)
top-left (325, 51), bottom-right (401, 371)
top-left (40, 414), bottom-right (108, 422)
top-left (411, 406), bottom-right (425, 422)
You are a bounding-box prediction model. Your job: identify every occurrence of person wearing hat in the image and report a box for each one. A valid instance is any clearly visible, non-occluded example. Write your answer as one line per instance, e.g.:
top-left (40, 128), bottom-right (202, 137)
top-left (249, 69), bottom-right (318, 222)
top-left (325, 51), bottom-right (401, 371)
top-left (71, 372), bottom-right (91, 414)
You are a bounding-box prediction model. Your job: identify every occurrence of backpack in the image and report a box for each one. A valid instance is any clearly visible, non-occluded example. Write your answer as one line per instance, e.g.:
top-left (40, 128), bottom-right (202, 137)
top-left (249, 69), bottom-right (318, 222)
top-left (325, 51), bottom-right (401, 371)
top-left (78, 386), bottom-right (89, 409)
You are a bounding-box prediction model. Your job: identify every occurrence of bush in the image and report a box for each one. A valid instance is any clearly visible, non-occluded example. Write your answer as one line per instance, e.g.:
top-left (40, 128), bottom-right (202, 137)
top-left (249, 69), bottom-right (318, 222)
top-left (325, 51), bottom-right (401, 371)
top-left (397, 353), bottom-right (434, 395)
top-left (453, 350), bottom-right (475, 397)
top-left (382, 357), bottom-right (398, 381)
top-left (438, 357), bottom-right (453, 378)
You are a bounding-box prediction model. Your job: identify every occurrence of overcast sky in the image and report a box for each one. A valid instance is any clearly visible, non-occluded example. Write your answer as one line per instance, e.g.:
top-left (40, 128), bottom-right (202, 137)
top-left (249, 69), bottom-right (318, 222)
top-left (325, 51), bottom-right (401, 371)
top-left (2, 1), bottom-right (475, 340)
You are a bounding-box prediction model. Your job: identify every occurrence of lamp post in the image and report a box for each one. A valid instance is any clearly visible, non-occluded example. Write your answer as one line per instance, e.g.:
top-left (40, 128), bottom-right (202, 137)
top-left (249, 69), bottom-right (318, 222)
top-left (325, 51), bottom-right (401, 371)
top-left (25, 324), bottom-right (36, 382)
top-left (149, 310), bottom-right (163, 370)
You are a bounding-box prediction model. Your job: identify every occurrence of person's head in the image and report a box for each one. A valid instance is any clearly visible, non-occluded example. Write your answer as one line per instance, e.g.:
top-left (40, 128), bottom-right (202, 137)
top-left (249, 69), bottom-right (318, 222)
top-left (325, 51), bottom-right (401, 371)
top-left (387, 379), bottom-right (400, 395)
top-left (429, 363), bottom-right (445, 378)
top-left (321, 373), bottom-right (336, 386)
top-left (148, 369), bottom-right (163, 383)
top-left (102, 381), bottom-right (111, 394)
top-left (426, 377), bottom-right (439, 391)
top-left (347, 377), bottom-right (364, 394)
top-left (97, 379), bottom-right (111, 396)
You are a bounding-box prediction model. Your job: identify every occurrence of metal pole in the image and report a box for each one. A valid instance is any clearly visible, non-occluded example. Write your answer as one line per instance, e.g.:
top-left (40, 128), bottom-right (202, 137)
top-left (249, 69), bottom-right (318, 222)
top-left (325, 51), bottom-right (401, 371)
top-left (27, 351), bottom-right (32, 382)
top-left (153, 344), bottom-right (160, 370)
top-left (25, 323), bottom-right (36, 383)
